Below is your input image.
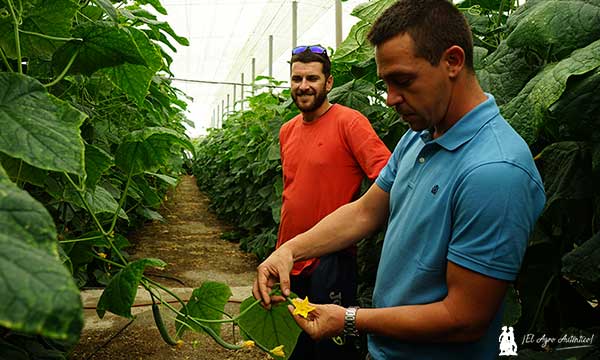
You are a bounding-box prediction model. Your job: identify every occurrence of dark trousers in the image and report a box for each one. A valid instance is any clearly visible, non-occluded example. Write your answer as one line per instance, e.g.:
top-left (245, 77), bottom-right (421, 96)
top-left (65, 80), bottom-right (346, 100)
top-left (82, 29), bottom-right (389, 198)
top-left (289, 251), bottom-right (361, 360)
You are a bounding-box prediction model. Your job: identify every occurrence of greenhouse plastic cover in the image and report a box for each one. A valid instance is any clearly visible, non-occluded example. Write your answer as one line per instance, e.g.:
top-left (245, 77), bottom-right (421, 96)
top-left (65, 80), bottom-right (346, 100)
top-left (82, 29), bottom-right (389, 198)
top-left (159, 0), bottom-right (366, 137)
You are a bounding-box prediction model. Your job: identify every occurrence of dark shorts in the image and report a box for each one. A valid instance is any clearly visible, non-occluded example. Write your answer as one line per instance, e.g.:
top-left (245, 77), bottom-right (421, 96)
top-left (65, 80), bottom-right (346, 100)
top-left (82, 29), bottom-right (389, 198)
top-left (289, 251), bottom-right (361, 360)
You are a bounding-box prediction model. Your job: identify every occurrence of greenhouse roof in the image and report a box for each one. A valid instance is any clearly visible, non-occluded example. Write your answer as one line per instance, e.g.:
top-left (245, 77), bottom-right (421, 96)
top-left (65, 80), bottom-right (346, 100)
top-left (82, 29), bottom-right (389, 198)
top-left (160, 0), bottom-right (365, 137)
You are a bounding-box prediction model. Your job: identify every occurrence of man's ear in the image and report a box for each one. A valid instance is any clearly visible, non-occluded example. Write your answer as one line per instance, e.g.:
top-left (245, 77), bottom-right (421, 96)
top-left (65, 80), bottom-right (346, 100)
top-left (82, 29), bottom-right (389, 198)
top-left (443, 46), bottom-right (465, 78)
top-left (326, 75), bottom-right (334, 92)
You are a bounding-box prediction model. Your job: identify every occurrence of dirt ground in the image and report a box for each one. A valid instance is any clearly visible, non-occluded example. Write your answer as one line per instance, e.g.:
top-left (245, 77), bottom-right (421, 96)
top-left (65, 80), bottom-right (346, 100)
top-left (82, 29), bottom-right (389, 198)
top-left (70, 176), bottom-right (269, 360)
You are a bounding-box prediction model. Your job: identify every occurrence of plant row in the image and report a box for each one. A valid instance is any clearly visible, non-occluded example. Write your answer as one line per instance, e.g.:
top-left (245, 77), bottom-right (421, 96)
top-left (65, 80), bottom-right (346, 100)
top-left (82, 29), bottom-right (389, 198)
top-left (0, 0), bottom-right (197, 357)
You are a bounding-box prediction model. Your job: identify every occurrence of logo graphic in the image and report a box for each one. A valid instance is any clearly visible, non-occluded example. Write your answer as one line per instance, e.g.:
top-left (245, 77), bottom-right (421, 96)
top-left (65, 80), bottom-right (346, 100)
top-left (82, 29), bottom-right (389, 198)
top-left (499, 326), bottom-right (518, 356)
top-left (431, 184), bottom-right (439, 195)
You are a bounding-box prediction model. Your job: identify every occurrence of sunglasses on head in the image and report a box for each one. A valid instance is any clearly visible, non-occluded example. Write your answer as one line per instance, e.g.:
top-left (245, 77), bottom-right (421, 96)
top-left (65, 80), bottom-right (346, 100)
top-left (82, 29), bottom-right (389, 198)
top-left (292, 45), bottom-right (328, 56)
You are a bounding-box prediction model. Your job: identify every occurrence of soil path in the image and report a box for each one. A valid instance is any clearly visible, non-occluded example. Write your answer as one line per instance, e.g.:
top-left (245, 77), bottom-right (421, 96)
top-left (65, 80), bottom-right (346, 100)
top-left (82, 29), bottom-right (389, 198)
top-left (71, 176), bottom-right (267, 360)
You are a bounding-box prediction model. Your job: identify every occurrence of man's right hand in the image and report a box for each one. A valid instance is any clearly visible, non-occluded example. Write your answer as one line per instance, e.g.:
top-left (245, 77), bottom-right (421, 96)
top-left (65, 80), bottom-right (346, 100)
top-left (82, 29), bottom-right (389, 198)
top-left (252, 245), bottom-right (295, 306)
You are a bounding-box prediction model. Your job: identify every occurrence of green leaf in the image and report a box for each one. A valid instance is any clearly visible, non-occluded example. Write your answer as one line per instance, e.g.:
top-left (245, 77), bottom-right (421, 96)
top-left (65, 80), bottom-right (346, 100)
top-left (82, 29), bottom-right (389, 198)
top-left (115, 127), bottom-right (194, 176)
top-left (0, 73), bottom-right (86, 175)
top-left (136, 0), bottom-right (168, 15)
top-left (505, 0), bottom-right (600, 61)
top-left (91, 0), bottom-right (118, 21)
top-left (64, 184), bottom-right (128, 220)
top-left (502, 285), bottom-right (521, 326)
top-left (146, 172), bottom-right (178, 186)
top-left (132, 176), bottom-right (161, 207)
top-left (0, 168), bottom-right (83, 344)
top-left (0, 0), bottom-right (78, 59)
top-left (85, 144), bottom-right (114, 188)
top-left (562, 231), bottom-right (600, 296)
top-left (103, 27), bottom-right (162, 105)
top-left (237, 297), bottom-right (302, 360)
top-left (548, 67), bottom-right (600, 141)
top-left (502, 39), bottom-right (600, 144)
top-left (176, 282), bottom-right (232, 336)
top-left (328, 79), bottom-right (376, 115)
top-left (96, 258), bottom-right (166, 318)
top-left (52, 21), bottom-right (148, 76)
top-left (332, 21), bottom-right (374, 64)
top-left (477, 42), bottom-right (541, 105)
top-left (0, 153), bottom-right (47, 187)
top-left (351, 0), bottom-right (396, 23)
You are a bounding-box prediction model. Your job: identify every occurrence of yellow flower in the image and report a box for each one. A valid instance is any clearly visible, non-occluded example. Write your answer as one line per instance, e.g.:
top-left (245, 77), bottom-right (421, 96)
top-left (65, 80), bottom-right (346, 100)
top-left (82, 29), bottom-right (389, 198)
top-left (98, 252), bottom-right (107, 259)
top-left (243, 340), bottom-right (255, 348)
top-left (176, 339), bottom-right (184, 348)
top-left (270, 345), bottom-right (285, 357)
top-left (292, 297), bottom-right (316, 319)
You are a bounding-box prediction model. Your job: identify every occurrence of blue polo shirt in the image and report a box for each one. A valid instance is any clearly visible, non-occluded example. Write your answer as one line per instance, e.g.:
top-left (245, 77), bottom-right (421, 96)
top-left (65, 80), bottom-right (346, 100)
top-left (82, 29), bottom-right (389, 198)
top-left (369, 94), bottom-right (545, 359)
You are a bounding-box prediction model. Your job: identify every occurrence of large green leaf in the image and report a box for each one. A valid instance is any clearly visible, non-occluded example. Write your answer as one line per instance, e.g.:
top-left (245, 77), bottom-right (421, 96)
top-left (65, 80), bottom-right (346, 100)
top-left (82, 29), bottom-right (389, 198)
top-left (103, 28), bottom-right (162, 105)
top-left (350, 0), bottom-right (396, 23)
top-left (502, 39), bottom-right (600, 144)
top-left (91, 0), bottom-right (118, 21)
top-left (176, 282), bottom-right (232, 336)
top-left (332, 20), bottom-right (374, 64)
top-left (136, 0), bottom-right (167, 15)
top-left (52, 21), bottom-right (148, 76)
top-left (548, 67), bottom-right (600, 141)
top-left (328, 79), bottom-right (376, 115)
top-left (0, 167), bottom-right (83, 344)
top-left (121, 7), bottom-right (189, 47)
top-left (64, 184), bottom-right (128, 220)
top-left (85, 144), bottom-right (113, 188)
top-left (505, 0), bottom-right (600, 61)
top-left (477, 42), bottom-right (541, 105)
top-left (237, 297), bottom-right (302, 360)
top-left (0, 153), bottom-right (47, 187)
top-left (0, 73), bottom-right (86, 175)
top-left (0, 0), bottom-right (78, 60)
top-left (562, 231), bottom-right (600, 297)
top-left (96, 258), bottom-right (166, 318)
top-left (115, 127), bottom-right (194, 176)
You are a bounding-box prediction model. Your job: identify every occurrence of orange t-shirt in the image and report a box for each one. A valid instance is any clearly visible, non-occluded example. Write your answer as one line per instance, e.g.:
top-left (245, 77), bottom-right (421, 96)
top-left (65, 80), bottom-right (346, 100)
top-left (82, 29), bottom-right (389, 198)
top-left (277, 104), bottom-right (391, 275)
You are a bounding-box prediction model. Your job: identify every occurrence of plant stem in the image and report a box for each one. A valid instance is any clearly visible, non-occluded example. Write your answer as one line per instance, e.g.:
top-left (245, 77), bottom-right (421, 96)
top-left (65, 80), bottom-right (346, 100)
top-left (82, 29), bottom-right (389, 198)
top-left (18, 29), bottom-right (83, 42)
top-left (44, 49), bottom-right (78, 88)
top-left (64, 173), bottom-right (106, 235)
top-left (0, 47), bottom-right (13, 72)
top-left (109, 166), bottom-right (134, 233)
top-left (64, 173), bottom-right (128, 265)
top-left (6, 0), bottom-right (22, 73)
top-left (59, 235), bottom-right (105, 244)
top-left (526, 274), bottom-right (556, 334)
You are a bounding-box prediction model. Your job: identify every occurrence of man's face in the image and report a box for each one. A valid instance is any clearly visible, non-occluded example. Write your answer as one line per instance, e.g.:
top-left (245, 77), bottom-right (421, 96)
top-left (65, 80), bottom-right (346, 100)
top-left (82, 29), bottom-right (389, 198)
top-left (375, 33), bottom-right (453, 132)
top-left (290, 61), bottom-right (332, 114)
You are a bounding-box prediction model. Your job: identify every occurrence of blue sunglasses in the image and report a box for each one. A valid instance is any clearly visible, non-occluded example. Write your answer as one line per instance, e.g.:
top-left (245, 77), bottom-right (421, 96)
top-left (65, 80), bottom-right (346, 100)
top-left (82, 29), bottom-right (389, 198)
top-left (292, 45), bottom-right (328, 56)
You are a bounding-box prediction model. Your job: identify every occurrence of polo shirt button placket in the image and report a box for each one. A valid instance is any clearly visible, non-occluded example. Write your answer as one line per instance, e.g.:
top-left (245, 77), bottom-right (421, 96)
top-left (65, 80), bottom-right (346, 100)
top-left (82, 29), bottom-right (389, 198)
top-left (418, 156), bottom-right (425, 164)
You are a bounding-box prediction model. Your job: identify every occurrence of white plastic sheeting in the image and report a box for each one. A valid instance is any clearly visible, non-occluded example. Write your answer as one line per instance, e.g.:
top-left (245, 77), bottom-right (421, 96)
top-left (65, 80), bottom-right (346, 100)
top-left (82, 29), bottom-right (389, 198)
top-left (159, 0), bottom-right (366, 137)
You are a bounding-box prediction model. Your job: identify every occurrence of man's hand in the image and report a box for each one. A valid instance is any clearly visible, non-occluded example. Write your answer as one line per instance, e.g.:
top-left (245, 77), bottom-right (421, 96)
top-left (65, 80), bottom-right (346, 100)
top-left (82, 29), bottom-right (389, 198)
top-left (288, 303), bottom-right (346, 341)
top-left (252, 246), bottom-right (294, 306)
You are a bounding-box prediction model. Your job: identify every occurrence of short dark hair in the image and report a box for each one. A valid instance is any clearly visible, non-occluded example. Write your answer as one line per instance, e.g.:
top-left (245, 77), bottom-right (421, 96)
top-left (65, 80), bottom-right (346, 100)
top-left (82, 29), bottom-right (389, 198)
top-left (367, 0), bottom-right (474, 70)
top-left (290, 49), bottom-right (331, 78)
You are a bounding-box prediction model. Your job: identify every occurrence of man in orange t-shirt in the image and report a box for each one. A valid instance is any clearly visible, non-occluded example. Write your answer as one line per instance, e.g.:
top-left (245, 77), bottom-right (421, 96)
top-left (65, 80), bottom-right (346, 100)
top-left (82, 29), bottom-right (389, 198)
top-left (278, 45), bottom-right (391, 359)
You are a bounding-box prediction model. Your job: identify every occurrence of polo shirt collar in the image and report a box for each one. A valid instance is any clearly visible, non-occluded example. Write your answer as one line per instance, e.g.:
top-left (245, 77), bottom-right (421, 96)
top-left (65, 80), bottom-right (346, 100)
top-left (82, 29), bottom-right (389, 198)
top-left (420, 93), bottom-right (499, 151)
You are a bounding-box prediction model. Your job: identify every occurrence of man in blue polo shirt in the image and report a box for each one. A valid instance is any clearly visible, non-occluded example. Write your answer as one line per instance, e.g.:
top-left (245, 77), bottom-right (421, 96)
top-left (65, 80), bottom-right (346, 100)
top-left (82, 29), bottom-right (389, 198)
top-left (253, 0), bottom-right (546, 359)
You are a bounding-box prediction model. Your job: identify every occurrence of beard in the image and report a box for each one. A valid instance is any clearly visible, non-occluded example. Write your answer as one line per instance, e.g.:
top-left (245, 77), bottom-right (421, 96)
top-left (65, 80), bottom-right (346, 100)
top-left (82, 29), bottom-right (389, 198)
top-left (292, 85), bottom-right (328, 113)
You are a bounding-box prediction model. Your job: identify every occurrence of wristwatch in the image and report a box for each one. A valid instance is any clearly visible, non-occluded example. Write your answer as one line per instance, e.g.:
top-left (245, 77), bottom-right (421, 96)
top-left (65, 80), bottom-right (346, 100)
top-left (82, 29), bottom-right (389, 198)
top-left (343, 306), bottom-right (360, 337)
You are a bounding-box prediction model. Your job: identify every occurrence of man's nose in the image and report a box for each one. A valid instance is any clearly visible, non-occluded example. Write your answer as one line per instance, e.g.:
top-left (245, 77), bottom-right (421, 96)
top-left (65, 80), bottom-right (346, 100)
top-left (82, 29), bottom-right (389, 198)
top-left (299, 78), bottom-right (310, 90)
top-left (386, 86), bottom-right (405, 107)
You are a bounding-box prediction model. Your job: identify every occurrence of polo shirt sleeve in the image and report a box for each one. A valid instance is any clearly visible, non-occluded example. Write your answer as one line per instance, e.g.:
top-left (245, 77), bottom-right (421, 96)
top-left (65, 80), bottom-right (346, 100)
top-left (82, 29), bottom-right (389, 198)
top-left (448, 162), bottom-right (544, 281)
top-left (375, 141), bottom-right (403, 193)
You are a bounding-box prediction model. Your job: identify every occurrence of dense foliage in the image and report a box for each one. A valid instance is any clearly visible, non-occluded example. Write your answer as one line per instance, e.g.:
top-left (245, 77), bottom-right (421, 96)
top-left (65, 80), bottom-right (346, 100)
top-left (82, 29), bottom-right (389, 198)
top-left (194, 0), bottom-right (599, 357)
top-left (0, 0), bottom-right (195, 357)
